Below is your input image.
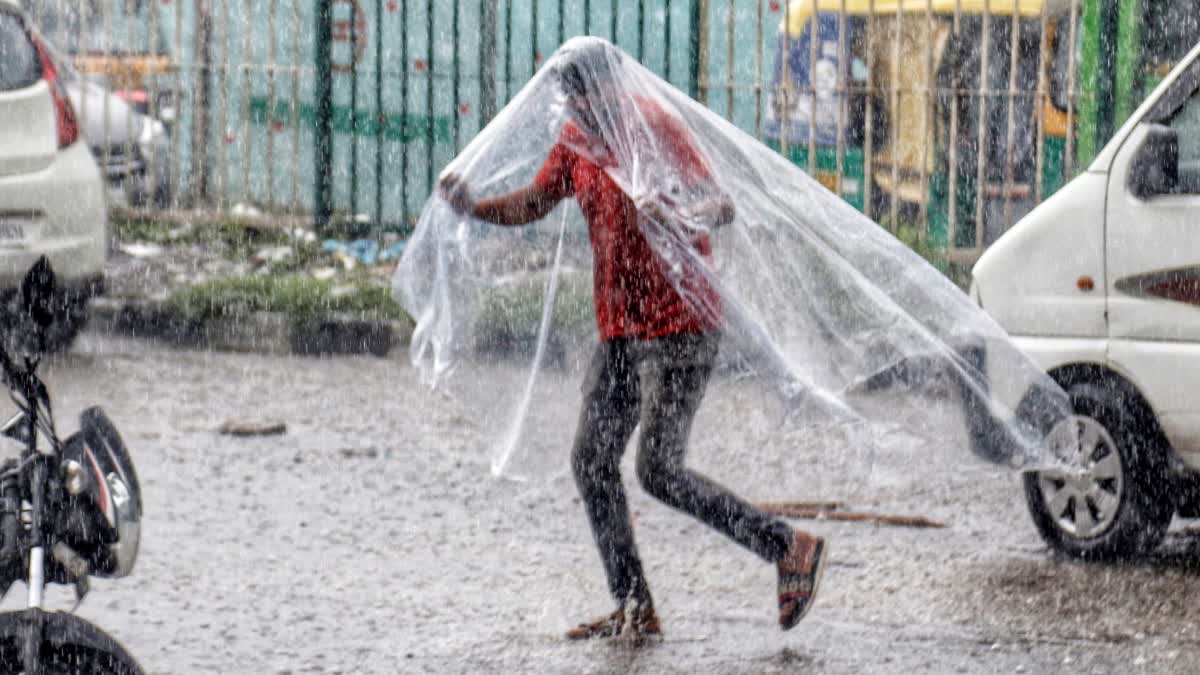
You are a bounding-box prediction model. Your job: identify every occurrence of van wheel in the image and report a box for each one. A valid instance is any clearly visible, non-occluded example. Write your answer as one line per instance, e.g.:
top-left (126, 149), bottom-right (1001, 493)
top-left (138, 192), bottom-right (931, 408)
top-left (1023, 381), bottom-right (1173, 560)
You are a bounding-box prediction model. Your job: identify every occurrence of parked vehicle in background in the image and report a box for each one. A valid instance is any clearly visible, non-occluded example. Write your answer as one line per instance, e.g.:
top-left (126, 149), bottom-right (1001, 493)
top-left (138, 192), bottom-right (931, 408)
top-left (22, 0), bottom-right (174, 207)
top-left (769, 0), bottom-right (1198, 256)
top-left (20, 0), bottom-right (177, 128)
top-left (972, 40), bottom-right (1200, 559)
top-left (0, 0), bottom-right (106, 351)
top-left (768, 0), bottom-right (1076, 248)
top-left (57, 51), bottom-right (172, 207)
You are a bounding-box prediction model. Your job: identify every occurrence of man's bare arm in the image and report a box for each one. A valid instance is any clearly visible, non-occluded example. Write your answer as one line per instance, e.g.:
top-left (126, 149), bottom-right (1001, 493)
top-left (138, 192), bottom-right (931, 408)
top-left (439, 173), bottom-right (563, 226)
top-left (473, 184), bottom-right (562, 225)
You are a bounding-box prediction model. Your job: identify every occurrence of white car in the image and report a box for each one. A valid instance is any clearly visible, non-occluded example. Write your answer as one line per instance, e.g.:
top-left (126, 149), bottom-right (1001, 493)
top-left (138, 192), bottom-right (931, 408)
top-left (0, 0), bottom-right (106, 350)
top-left (972, 41), bottom-right (1200, 559)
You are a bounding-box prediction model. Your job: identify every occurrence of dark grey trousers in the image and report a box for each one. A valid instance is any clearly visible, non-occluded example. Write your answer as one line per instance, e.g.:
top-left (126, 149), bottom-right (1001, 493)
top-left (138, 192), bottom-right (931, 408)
top-left (571, 332), bottom-right (793, 608)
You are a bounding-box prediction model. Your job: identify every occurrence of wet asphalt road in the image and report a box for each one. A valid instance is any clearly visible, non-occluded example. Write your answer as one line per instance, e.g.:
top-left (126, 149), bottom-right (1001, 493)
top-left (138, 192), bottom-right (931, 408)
top-left (6, 331), bottom-right (1200, 674)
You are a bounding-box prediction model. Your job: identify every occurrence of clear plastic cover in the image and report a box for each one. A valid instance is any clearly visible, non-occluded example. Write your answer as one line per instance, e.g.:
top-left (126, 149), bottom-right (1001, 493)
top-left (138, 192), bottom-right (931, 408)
top-left (392, 36), bottom-right (1071, 481)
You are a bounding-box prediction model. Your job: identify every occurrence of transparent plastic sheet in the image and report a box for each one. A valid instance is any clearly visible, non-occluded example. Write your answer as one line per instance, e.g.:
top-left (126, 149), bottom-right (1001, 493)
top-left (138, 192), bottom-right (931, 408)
top-left (392, 37), bottom-right (1073, 483)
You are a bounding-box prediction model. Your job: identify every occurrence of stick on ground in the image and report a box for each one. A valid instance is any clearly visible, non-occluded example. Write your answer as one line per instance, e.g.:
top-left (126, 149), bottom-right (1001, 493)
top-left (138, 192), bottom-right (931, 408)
top-left (756, 502), bottom-right (946, 528)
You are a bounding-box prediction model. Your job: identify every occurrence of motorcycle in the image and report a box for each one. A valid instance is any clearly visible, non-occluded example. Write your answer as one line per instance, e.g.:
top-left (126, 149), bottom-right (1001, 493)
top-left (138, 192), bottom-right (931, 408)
top-left (0, 258), bottom-right (143, 674)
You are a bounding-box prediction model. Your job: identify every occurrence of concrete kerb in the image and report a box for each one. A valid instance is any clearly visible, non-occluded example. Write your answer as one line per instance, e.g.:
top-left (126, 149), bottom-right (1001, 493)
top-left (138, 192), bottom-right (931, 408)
top-left (88, 296), bottom-right (412, 357)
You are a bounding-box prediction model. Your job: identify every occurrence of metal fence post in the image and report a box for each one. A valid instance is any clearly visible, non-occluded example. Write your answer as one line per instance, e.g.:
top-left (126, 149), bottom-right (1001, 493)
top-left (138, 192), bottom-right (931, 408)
top-left (350, 0), bottom-right (360, 224)
top-left (665, 0), bottom-right (672, 81)
top-left (401, 0), bottom-right (409, 224)
top-left (1093, 0), bottom-right (1117, 154)
top-left (376, 0), bottom-right (384, 234)
top-left (637, 0), bottom-right (645, 60)
top-left (192, 0), bottom-right (213, 207)
top-left (480, 0), bottom-right (498, 124)
top-left (425, 0), bottom-right (434, 197)
top-left (315, 0), bottom-right (334, 231)
top-left (689, 0), bottom-right (704, 100)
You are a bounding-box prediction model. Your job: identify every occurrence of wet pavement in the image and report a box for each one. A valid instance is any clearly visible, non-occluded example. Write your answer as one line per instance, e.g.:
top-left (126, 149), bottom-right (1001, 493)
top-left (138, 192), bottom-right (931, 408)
top-left (6, 332), bottom-right (1200, 674)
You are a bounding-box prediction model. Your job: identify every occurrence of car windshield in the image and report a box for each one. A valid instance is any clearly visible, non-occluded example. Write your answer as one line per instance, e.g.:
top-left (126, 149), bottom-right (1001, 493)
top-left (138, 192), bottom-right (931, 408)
top-left (20, 0), bottom-right (168, 56)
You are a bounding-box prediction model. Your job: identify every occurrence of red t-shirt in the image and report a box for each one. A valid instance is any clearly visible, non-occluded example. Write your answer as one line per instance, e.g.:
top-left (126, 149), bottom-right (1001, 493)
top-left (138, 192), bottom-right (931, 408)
top-left (533, 99), bottom-right (721, 341)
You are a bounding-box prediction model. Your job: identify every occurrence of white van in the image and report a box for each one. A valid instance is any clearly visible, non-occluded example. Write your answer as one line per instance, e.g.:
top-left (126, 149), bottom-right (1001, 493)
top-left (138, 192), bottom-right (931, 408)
top-left (971, 42), bottom-right (1200, 559)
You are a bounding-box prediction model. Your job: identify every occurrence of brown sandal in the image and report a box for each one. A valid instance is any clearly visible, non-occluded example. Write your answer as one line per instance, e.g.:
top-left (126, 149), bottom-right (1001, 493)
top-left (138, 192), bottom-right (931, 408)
top-left (565, 604), bottom-right (662, 641)
top-left (777, 535), bottom-right (828, 630)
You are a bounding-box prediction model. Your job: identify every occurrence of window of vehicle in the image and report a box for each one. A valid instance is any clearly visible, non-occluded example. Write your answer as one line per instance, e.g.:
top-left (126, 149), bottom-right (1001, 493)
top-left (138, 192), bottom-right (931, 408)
top-left (1165, 83), bottom-right (1200, 193)
top-left (0, 10), bottom-right (40, 92)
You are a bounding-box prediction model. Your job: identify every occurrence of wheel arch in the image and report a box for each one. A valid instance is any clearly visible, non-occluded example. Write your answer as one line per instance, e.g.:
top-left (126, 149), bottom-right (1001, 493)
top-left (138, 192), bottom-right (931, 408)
top-left (1043, 362), bottom-right (1172, 456)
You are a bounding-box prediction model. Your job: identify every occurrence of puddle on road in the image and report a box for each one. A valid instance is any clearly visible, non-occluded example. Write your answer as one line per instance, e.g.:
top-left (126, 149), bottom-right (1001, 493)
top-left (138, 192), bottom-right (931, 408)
top-left (942, 537), bottom-right (1200, 645)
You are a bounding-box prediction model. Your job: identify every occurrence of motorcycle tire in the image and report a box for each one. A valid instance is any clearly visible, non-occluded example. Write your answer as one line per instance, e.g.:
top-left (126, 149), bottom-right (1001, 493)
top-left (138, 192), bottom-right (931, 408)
top-left (0, 609), bottom-right (143, 674)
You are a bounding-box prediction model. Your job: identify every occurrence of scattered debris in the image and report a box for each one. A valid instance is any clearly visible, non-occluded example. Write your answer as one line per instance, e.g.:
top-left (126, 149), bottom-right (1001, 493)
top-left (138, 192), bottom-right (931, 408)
top-left (323, 239), bottom-right (376, 265)
top-left (331, 250), bottom-right (358, 270)
top-left (219, 419), bottom-right (288, 437)
top-left (103, 211), bottom-right (413, 356)
top-left (251, 246), bottom-right (294, 267)
top-left (230, 202), bottom-right (263, 218)
top-left (118, 242), bottom-right (165, 258)
top-left (328, 284), bottom-right (358, 300)
top-left (756, 501), bottom-right (946, 528)
top-left (322, 238), bottom-right (407, 266)
top-left (166, 222), bottom-right (195, 241)
top-left (289, 227), bottom-right (318, 244)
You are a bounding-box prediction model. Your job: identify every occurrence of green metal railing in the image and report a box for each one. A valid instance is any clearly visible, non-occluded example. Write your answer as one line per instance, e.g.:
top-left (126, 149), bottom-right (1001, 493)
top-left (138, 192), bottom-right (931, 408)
top-left (304, 0), bottom-right (713, 235)
top-left (34, 0), bottom-right (1192, 261)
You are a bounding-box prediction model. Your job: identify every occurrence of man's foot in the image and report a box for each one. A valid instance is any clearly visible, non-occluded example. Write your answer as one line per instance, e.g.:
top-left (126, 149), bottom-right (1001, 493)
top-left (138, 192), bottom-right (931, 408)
top-left (776, 533), bottom-right (828, 630)
top-left (565, 604), bottom-right (662, 641)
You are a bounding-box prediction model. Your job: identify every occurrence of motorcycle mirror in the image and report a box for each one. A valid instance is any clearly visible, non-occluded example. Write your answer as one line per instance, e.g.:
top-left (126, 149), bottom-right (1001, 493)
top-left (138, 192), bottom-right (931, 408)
top-left (0, 412), bottom-right (28, 444)
top-left (20, 257), bottom-right (58, 331)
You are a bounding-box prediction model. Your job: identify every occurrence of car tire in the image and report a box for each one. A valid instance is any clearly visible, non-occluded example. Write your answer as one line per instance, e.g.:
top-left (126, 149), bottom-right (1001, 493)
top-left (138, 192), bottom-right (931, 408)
top-left (1022, 380), bottom-right (1173, 560)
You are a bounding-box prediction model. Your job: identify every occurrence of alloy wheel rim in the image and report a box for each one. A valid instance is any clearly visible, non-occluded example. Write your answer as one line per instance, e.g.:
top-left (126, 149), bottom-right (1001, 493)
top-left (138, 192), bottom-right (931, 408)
top-left (1037, 414), bottom-right (1124, 539)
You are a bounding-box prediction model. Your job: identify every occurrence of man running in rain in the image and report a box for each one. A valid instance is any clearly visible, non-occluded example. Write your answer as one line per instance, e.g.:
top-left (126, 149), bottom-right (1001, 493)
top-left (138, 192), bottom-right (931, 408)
top-left (438, 38), bottom-right (828, 640)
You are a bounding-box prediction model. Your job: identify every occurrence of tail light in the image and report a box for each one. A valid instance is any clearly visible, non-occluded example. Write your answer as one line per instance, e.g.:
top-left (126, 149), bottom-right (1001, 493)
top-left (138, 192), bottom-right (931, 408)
top-left (29, 34), bottom-right (79, 149)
